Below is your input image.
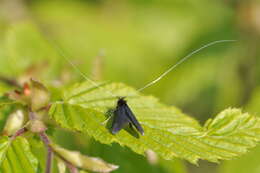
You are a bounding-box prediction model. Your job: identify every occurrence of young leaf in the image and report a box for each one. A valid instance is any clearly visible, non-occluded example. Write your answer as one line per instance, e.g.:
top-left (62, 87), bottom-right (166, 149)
top-left (52, 144), bottom-right (118, 172)
top-left (49, 81), bottom-right (260, 164)
top-left (0, 136), bottom-right (39, 173)
top-left (29, 79), bottom-right (50, 111)
top-left (5, 79), bottom-right (51, 112)
top-left (0, 137), bottom-right (9, 164)
top-left (219, 88), bottom-right (260, 173)
top-left (0, 104), bottom-right (17, 131)
top-left (56, 157), bottom-right (66, 173)
top-left (2, 109), bottom-right (26, 136)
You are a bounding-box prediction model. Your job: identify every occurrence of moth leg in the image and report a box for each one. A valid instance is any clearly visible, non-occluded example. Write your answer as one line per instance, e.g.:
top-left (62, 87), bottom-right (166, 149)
top-left (101, 109), bottom-right (115, 125)
top-left (129, 123), bottom-right (134, 130)
top-left (101, 116), bottom-right (113, 125)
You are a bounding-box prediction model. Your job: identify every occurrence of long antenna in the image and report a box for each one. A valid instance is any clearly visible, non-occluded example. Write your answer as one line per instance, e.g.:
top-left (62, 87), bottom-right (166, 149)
top-left (137, 40), bottom-right (237, 92)
top-left (51, 42), bottom-right (117, 98)
top-left (49, 39), bottom-right (236, 97)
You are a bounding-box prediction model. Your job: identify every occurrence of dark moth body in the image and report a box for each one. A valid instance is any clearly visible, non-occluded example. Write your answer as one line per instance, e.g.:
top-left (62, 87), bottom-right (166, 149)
top-left (111, 98), bottom-right (144, 135)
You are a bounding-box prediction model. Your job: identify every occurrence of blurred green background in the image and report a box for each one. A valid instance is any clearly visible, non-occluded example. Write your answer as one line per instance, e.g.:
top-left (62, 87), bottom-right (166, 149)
top-left (0, 0), bottom-right (260, 173)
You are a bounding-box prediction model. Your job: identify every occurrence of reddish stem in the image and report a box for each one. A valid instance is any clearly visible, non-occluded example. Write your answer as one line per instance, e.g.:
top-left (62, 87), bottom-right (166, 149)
top-left (10, 128), bottom-right (27, 140)
top-left (39, 132), bottom-right (53, 173)
top-left (38, 104), bottom-right (52, 112)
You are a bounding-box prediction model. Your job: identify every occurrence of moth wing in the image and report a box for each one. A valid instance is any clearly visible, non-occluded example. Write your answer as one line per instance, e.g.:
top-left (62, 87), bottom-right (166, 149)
top-left (124, 104), bottom-right (144, 135)
top-left (111, 105), bottom-right (131, 134)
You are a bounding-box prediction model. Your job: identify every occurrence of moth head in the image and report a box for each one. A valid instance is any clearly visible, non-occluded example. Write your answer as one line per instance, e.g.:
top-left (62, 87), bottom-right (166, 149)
top-left (117, 97), bottom-right (127, 105)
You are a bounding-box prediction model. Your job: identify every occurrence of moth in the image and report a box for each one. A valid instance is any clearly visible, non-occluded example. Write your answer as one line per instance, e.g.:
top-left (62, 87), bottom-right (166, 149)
top-left (58, 39), bottom-right (234, 136)
top-left (111, 97), bottom-right (144, 135)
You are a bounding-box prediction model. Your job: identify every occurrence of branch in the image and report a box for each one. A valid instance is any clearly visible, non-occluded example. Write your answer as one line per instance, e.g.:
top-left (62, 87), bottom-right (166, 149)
top-left (29, 111), bottom-right (52, 173)
top-left (10, 127), bottom-right (27, 141)
top-left (39, 132), bottom-right (53, 173)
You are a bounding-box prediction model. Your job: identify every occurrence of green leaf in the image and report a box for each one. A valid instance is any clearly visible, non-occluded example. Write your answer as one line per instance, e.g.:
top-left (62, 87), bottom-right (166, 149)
top-left (49, 81), bottom-right (260, 164)
top-left (0, 137), bottom-right (9, 164)
top-left (218, 87), bottom-right (260, 173)
top-left (0, 136), bottom-right (39, 173)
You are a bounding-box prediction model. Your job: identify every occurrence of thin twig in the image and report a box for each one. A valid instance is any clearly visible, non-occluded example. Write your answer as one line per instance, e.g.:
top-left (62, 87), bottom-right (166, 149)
top-left (10, 128), bottom-right (27, 141)
top-left (39, 132), bottom-right (53, 173)
top-left (29, 110), bottom-right (53, 173)
top-left (37, 104), bottom-right (52, 112)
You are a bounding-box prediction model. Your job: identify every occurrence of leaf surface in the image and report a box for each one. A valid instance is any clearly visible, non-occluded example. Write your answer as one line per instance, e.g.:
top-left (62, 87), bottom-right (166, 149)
top-left (0, 136), bottom-right (39, 173)
top-left (49, 81), bottom-right (260, 164)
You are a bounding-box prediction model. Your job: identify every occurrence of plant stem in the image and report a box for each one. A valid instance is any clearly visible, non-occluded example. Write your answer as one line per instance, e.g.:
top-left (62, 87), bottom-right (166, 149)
top-left (39, 132), bottom-right (53, 173)
top-left (29, 110), bottom-right (53, 173)
top-left (10, 128), bottom-right (27, 140)
top-left (38, 104), bottom-right (52, 112)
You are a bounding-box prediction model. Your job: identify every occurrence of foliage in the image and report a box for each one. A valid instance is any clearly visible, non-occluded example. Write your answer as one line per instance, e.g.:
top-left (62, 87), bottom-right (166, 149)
top-left (219, 87), bottom-right (260, 173)
top-left (50, 81), bottom-right (260, 164)
top-left (0, 0), bottom-right (260, 173)
top-left (0, 136), bottom-right (38, 173)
